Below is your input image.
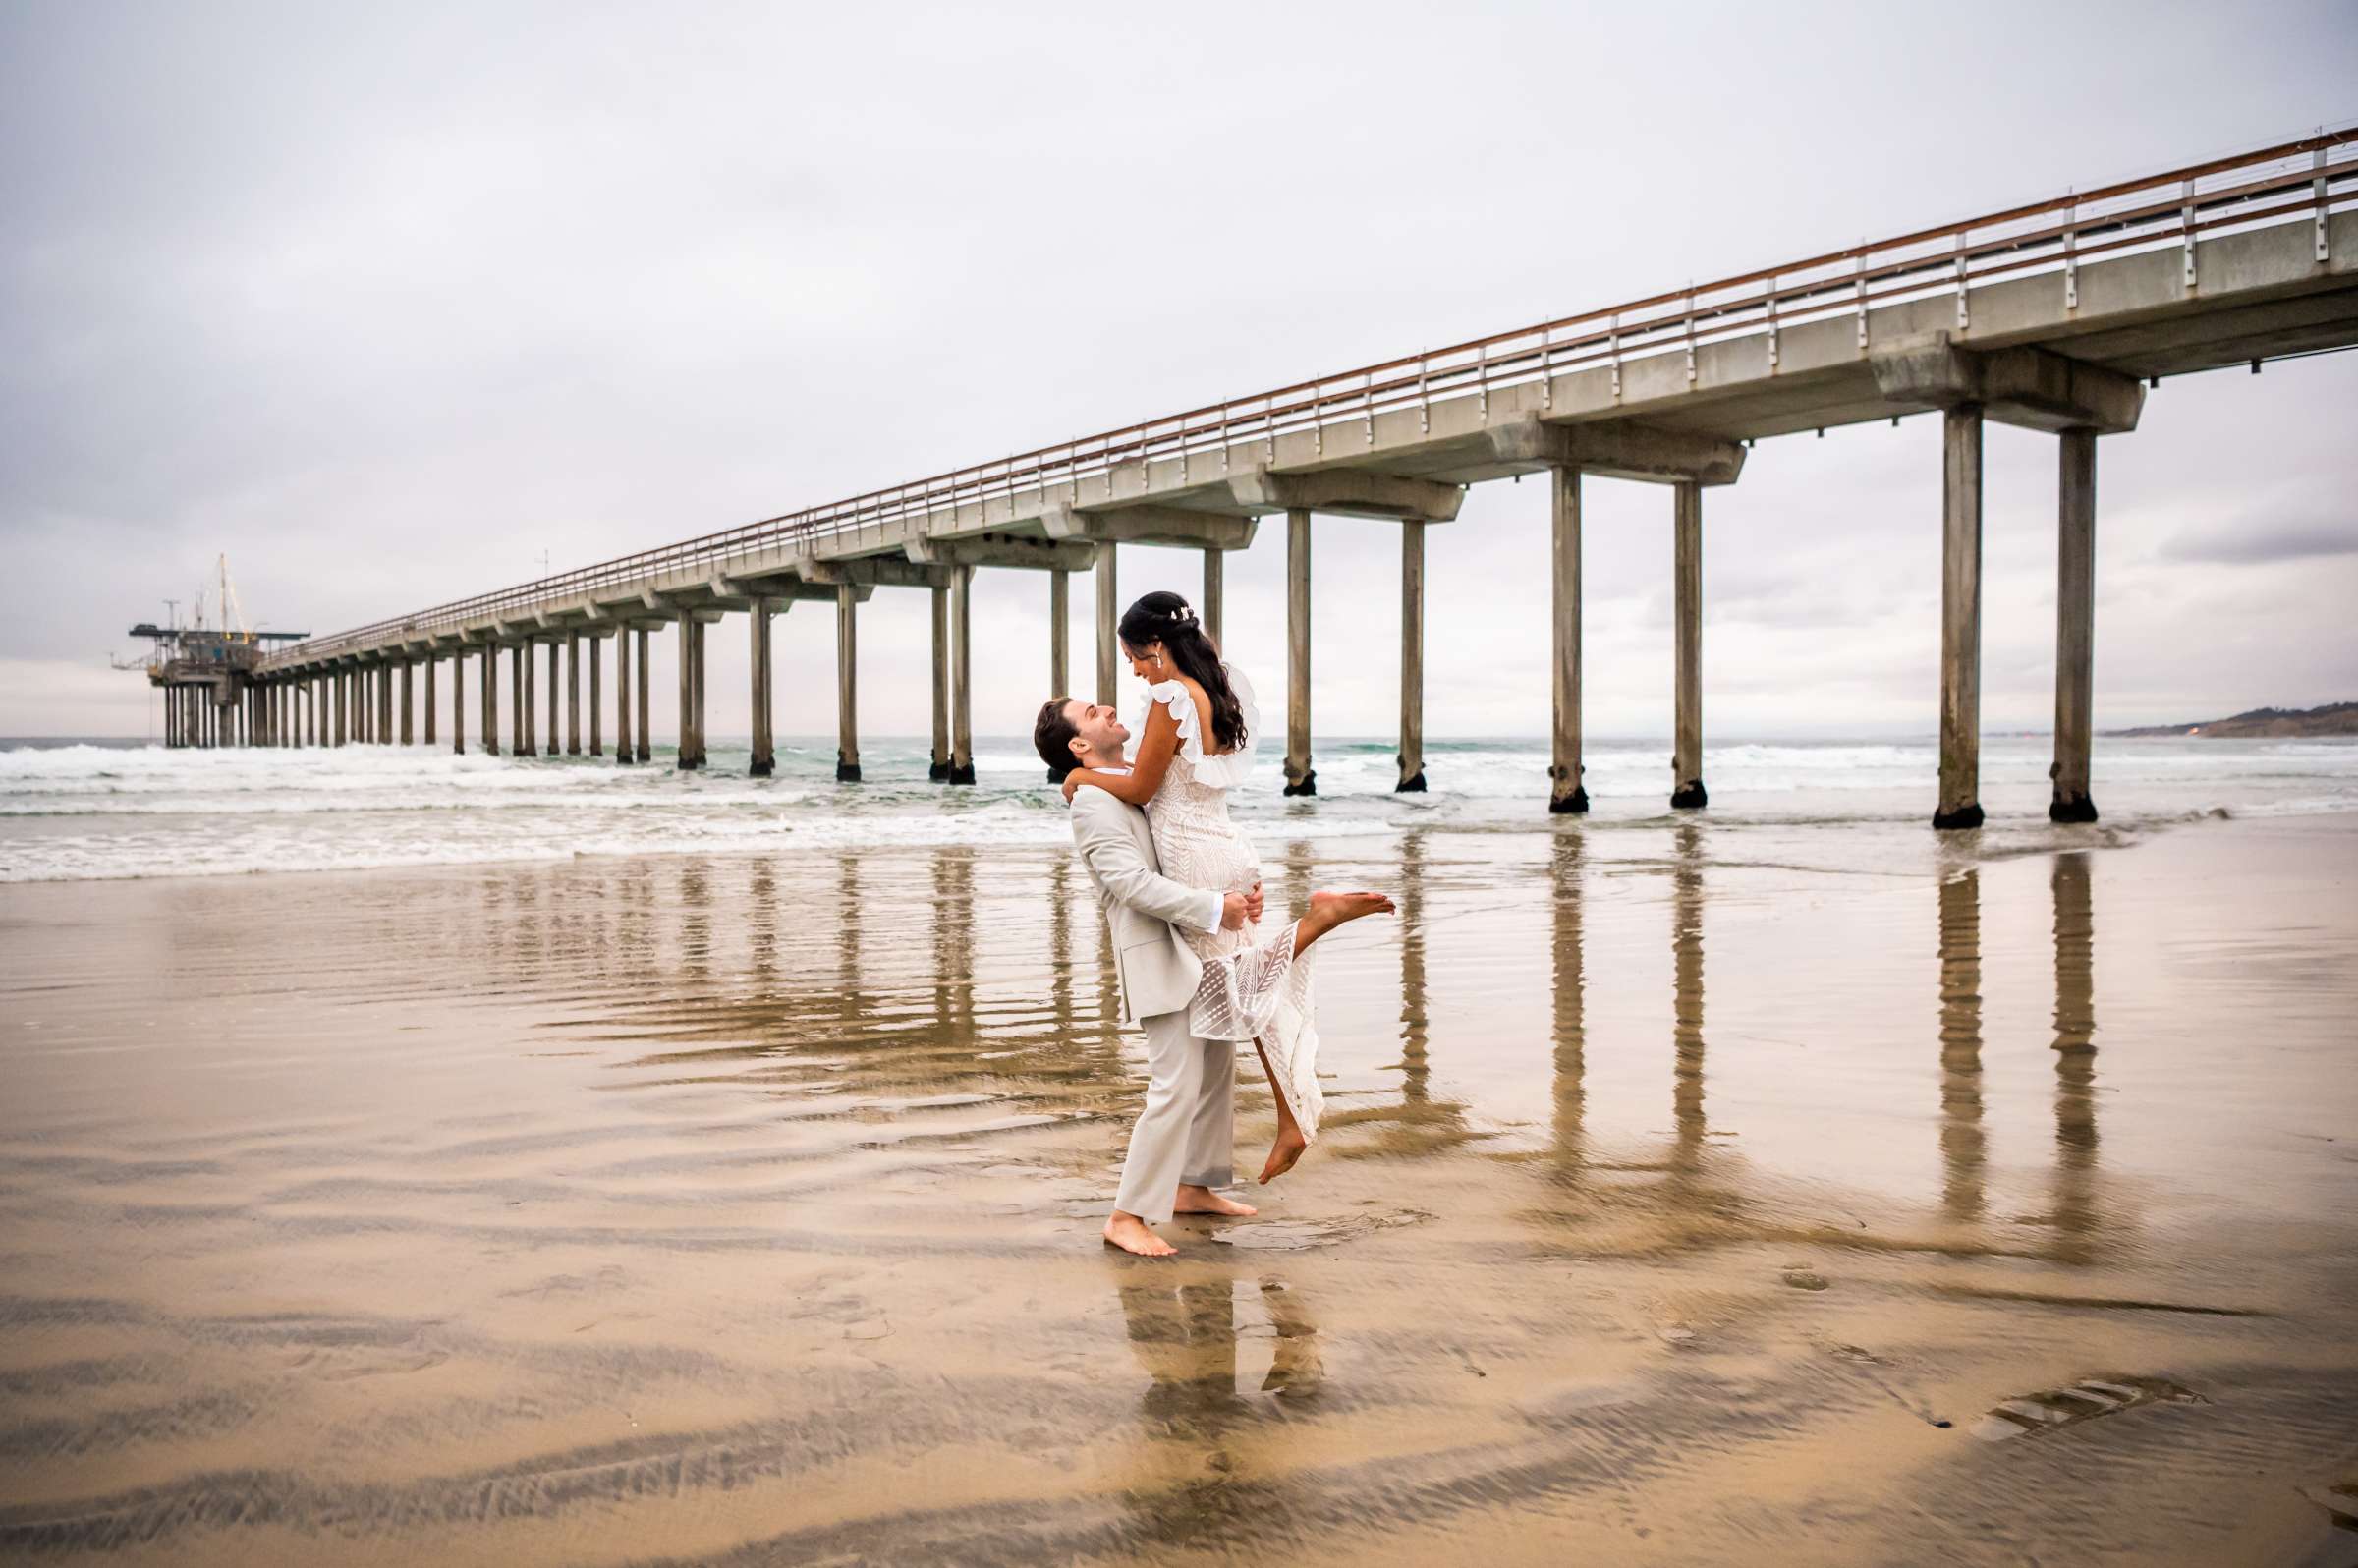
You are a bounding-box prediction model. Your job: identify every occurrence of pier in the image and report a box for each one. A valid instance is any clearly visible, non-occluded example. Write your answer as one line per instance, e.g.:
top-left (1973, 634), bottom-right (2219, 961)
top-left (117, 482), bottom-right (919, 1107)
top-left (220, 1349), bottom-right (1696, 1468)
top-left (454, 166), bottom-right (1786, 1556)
top-left (203, 129), bottom-right (2357, 827)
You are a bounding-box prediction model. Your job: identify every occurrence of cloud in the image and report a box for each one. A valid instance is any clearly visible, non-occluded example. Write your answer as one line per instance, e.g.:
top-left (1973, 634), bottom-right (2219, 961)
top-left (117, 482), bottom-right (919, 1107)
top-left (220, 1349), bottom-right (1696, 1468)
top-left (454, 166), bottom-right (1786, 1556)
top-left (2157, 519), bottom-right (2358, 567)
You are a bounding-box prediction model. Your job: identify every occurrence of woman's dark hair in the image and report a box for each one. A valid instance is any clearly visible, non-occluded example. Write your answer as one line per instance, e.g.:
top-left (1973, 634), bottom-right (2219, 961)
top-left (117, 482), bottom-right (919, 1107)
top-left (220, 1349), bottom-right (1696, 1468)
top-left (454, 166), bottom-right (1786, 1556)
top-left (1117, 590), bottom-right (1247, 752)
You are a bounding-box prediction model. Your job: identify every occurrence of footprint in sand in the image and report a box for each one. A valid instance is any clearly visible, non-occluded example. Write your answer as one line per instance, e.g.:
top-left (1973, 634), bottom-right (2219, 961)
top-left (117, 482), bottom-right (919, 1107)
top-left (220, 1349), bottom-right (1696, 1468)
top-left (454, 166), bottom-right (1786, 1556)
top-left (1969, 1375), bottom-right (2205, 1442)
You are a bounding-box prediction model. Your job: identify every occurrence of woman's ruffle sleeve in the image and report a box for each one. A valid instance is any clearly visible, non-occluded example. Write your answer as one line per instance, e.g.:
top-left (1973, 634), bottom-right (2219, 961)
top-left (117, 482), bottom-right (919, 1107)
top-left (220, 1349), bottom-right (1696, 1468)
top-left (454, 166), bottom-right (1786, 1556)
top-left (1144, 665), bottom-right (1260, 790)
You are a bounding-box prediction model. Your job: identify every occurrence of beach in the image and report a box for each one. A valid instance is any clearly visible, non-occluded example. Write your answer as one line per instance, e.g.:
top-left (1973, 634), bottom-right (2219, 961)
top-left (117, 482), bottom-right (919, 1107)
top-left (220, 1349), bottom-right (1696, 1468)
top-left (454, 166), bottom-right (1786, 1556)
top-left (2, 745), bottom-right (2356, 1564)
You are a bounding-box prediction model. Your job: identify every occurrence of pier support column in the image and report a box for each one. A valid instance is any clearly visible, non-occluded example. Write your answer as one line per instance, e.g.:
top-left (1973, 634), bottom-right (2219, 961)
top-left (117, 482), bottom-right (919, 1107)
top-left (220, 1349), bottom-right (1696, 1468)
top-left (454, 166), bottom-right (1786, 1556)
top-left (399, 662), bottom-right (414, 746)
top-left (1397, 520), bottom-right (1427, 792)
top-left (588, 637), bottom-right (603, 757)
top-left (480, 647), bottom-right (497, 756)
top-left (1284, 508), bottom-right (1316, 796)
top-left (1095, 544), bottom-right (1118, 705)
top-left (927, 585), bottom-right (949, 781)
top-left (2049, 429), bottom-right (2099, 823)
top-left (544, 640), bottom-right (560, 756)
top-left (949, 564), bottom-right (976, 785)
top-left (422, 657), bottom-right (436, 747)
top-left (1050, 569), bottom-right (1070, 695)
top-left (448, 652), bottom-right (463, 755)
top-left (566, 635), bottom-right (581, 756)
top-left (379, 665), bottom-right (393, 745)
top-left (749, 600), bottom-right (774, 777)
top-left (513, 644), bottom-right (528, 756)
top-left (614, 628), bottom-right (633, 763)
top-left (1671, 480), bottom-right (1707, 810)
top-left (676, 618), bottom-right (705, 770)
top-left (1550, 466), bottom-right (1588, 812)
top-left (834, 584), bottom-right (862, 782)
top-left (634, 628), bottom-right (651, 763)
top-left (1203, 547), bottom-right (1224, 647)
top-left (1936, 405), bottom-right (1986, 830)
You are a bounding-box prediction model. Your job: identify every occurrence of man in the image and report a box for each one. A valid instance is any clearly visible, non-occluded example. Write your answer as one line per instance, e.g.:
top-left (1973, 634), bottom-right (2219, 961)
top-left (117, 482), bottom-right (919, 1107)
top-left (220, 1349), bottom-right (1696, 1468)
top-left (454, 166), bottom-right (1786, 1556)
top-left (1036, 695), bottom-right (1262, 1258)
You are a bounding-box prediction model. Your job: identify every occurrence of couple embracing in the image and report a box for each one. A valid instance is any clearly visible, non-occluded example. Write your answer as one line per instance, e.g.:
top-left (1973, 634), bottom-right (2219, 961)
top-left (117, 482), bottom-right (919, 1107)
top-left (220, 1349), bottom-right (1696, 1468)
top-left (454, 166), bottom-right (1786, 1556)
top-left (1034, 590), bottom-right (1392, 1258)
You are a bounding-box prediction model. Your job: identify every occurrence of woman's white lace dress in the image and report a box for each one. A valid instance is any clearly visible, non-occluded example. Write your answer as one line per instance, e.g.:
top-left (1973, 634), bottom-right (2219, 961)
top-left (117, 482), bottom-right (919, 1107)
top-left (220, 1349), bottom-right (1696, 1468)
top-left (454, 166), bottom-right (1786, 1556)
top-left (1141, 667), bottom-right (1323, 1141)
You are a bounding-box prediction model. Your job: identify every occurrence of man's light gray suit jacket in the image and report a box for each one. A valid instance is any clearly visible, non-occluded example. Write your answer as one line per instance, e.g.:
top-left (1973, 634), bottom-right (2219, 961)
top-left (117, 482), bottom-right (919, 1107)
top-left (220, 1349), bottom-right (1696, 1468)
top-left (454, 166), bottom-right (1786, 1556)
top-left (1067, 784), bottom-right (1223, 1028)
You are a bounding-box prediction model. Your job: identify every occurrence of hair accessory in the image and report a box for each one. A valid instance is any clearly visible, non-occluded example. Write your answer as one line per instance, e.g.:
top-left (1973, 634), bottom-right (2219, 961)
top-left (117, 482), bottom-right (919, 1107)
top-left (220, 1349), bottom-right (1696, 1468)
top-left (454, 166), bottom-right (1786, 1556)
top-left (1166, 601), bottom-right (1196, 627)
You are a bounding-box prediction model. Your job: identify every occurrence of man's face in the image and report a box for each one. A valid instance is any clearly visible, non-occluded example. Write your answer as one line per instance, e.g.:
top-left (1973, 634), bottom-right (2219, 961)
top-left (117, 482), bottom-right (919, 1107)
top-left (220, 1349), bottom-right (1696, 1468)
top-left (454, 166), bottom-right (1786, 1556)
top-left (1063, 699), bottom-right (1129, 762)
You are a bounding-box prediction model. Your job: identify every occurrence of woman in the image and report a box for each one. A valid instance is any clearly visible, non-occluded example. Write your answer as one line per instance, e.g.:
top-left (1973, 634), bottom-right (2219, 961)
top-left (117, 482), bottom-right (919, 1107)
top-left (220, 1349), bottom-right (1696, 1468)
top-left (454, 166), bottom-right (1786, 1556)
top-left (1062, 590), bottom-right (1391, 1182)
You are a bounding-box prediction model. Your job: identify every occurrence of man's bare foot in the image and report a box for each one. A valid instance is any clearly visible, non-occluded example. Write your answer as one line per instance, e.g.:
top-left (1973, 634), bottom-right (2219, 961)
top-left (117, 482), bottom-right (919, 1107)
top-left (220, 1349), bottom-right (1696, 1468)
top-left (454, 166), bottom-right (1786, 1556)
top-left (1295, 890), bottom-right (1396, 954)
top-left (1173, 1185), bottom-right (1258, 1217)
top-left (1103, 1212), bottom-right (1177, 1257)
top-left (1258, 1127), bottom-right (1309, 1184)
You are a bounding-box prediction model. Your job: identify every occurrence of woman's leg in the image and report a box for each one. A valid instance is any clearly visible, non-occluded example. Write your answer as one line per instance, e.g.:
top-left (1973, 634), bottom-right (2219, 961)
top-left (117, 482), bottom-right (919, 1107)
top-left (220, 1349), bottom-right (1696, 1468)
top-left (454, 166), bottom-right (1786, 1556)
top-left (1255, 1038), bottom-right (1309, 1184)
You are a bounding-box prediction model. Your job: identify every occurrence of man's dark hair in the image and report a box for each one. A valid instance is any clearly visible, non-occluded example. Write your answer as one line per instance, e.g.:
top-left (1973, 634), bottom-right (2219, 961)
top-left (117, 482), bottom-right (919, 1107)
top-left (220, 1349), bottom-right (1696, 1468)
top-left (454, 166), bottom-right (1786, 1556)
top-left (1034, 696), bottom-right (1082, 781)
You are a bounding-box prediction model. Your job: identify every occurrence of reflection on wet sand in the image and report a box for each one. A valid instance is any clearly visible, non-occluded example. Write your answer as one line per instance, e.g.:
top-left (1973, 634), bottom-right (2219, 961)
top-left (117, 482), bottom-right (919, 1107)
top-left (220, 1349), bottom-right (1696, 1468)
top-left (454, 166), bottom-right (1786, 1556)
top-left (1, 818), bottom-right (2354, 1565)
top-left (1938, 868), bottom-right (1988, 1223)
top-left (2049, 852), bottom-right (2100, 1260)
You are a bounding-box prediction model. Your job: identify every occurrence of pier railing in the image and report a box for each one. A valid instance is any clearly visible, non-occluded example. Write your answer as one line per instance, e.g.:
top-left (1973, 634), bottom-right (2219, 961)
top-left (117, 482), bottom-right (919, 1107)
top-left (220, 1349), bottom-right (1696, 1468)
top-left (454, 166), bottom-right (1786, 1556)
top-left (274, 125), bottom-right (2357, 666)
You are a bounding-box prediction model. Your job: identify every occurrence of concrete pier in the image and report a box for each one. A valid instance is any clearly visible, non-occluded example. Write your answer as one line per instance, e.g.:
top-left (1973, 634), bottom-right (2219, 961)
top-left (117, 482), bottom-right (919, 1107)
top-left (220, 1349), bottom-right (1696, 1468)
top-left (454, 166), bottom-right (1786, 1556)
top-left (1202, 548), bottom-right (1223, 647)
top-left (1937, 405), bottom-right (1986, 831)
top-left (378, 664), bottom-right (392, 745)
top-left (247, 129), bottom-right (2335, 823)
top-left (2050, 429), bottom-right (2099, 822)
top-left (565, 635), bottom-right (581, 756)
top-left (1670, 480), bottom-right (1706, 809)
top-left (1550, 465), bottom-right (1588, 812)
top-left (1396, 520), bottom-right (1426, 792)
top-left (927, 585), bottom-right (949, 781)
top-left (1094, 545), bottom-right (1117, 705)
top-left (422, 657), bottom-right (435, 747)
top-left (543, 640), bottom-right (559, 757)
top-left (948, 564), bottom-right (976, 785)
top-left (399, 662), bottom-right (414, 746)
top-left (449, 651), bottom-right (464, 754)
top-left (634, 628), bottom-right (650, 763)
top-left (513, 644), bottom-right (529, 756)
top-left (835, 583), bottom-right (861, 782)
top-left (1284, 509), bottom-right (1315, 796)
top-left (613, 627), bottom-right (632, 763)
top-left (749, 597), bottom-right (774, 777)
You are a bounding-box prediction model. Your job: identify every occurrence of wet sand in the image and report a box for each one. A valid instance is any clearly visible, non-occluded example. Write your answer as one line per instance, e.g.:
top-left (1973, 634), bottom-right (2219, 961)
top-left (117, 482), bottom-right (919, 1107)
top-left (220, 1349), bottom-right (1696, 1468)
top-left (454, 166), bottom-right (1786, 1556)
top-left (2, 814), bottom-right (2355, 1565)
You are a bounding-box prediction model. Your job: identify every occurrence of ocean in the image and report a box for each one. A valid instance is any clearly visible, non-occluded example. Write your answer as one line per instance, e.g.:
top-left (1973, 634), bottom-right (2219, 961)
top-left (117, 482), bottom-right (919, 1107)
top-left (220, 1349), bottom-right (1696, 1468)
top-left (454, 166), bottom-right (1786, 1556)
top-left (3, 731), bottom-right (2354, 883)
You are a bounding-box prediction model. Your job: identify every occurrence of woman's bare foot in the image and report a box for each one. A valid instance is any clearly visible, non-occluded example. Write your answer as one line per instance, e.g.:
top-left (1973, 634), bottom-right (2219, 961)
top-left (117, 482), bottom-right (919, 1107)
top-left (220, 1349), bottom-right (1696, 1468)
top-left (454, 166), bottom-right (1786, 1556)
top-left (1295, 890), bottom-right (1396, 955)
top-left (1258, 1127), bottom-right (1309, 1184)
top-left (1173, 1185), bottom-right (1257, 1217)
top-left (1103, 1212), bottom-right (1177, 1257)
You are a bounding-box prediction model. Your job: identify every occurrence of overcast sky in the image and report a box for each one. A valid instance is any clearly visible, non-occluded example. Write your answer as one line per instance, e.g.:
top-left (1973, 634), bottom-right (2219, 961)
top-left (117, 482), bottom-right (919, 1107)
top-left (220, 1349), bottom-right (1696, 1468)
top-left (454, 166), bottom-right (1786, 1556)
top-left (5, 1), bottom-right (2354, 742)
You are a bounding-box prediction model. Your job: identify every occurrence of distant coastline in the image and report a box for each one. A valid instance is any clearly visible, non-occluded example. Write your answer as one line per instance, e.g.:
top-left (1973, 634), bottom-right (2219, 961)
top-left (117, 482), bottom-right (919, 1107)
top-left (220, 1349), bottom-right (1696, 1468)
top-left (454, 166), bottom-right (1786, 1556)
top-left (2107, 702), bottom-right (2358, 739)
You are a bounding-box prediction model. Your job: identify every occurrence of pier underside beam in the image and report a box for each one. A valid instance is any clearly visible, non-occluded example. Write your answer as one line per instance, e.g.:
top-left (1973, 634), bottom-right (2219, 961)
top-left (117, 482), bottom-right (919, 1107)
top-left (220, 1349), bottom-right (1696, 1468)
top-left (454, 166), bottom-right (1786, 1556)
top-left (1228, 468), bottom-right (1465, 523)
top-left (1488, 418), bottom-right (1747, 487)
